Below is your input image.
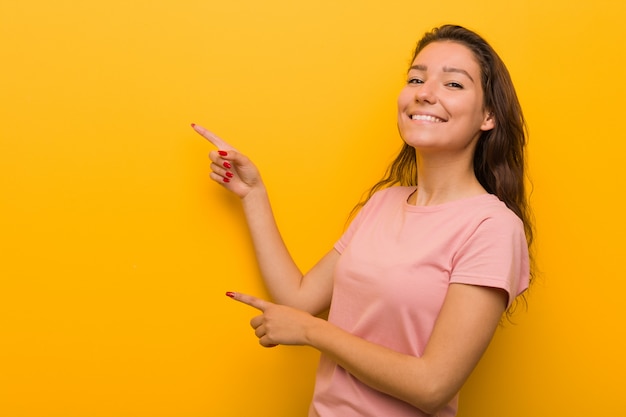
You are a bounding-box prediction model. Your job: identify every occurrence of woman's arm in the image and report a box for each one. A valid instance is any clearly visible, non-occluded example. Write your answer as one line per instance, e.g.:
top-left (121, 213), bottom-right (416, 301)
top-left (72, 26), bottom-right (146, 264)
top-left (192, 124), bottom-right (335, 315)
top-left (232, 283), bottom-right (507, 415)
top-left (238, 185), bottom-right (337, 315)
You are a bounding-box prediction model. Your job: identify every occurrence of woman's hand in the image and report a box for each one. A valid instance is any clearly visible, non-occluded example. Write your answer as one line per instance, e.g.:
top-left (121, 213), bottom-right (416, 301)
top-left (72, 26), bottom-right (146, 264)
top-left (191, 123), bottom-right (263, 199)
top-left (225, 291), bottom-right (321, 348)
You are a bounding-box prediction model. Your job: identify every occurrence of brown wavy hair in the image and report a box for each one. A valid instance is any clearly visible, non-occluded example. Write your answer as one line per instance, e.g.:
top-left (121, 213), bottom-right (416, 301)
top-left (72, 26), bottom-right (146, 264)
top-left (350, 24), bottom-right (535, 315)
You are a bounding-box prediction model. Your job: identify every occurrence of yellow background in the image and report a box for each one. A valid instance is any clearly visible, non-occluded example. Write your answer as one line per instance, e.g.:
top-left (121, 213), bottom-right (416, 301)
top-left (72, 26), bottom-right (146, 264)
top-left (1, 0), bottom-right (625, 415)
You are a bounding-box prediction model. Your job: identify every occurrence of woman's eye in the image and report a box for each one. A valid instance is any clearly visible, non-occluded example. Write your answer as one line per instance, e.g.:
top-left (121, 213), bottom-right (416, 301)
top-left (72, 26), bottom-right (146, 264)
top-left (407, 78), bottom-right (423, 85)
top-left (446, 82), bottom-right (463, 89)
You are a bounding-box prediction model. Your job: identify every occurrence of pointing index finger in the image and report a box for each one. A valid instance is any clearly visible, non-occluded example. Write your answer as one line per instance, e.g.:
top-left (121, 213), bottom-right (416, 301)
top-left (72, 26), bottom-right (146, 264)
top-left (191, 123), bottom-right (237, 151)
top-left (226, 291), bottom-right (268, 312)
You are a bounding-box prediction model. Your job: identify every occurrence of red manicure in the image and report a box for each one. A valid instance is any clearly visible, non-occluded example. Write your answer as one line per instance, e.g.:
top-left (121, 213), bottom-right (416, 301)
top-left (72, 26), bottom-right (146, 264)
top-left (225, 291), bottom-right (235, 298)
top-left (223, 161), bottom-right (232, 169)
top-left (191, 123), bottom-right (196, 127)
top-left (218, 150), bottom-right (228, 156)
top-left (225, 172), bottom-right (234, 178)
top-left (223, 177), bottom-right (231, 183)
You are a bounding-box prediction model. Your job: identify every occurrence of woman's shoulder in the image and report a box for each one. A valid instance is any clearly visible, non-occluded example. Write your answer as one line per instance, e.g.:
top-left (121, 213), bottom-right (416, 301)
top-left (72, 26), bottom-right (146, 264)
top-left (354, 186), bottom-right (413, 217)
top-left (370, 186), bottom-right (414, 202)
top-left (472, 194), bottom-right (525, 229)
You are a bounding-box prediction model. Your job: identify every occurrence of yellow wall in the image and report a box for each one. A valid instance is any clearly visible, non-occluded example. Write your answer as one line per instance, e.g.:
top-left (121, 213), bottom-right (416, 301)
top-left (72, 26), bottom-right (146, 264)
top-left (1, 0), bottom-right (624, 415)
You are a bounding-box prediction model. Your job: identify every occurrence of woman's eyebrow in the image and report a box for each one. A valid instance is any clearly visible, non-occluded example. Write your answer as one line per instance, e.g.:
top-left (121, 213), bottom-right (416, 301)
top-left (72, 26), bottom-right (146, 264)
top-left (409, 64), bottom-right (427, 72)
top-left (442, 66), bottom-right (474, 82)
top-left (408, 64), bottom-right (474, 83)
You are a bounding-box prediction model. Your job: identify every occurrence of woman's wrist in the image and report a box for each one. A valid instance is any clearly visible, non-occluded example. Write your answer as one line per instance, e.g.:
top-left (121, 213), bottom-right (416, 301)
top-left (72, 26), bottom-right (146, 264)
top-left (304, 315), bottom-right (331, 348)
top-left (241, 182), bottom-right (268, 204)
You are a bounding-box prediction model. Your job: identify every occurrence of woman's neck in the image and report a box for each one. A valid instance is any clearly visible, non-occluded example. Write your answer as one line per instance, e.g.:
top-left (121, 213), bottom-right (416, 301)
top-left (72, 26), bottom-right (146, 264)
top-left (409, 155), bottom-right (486, 206)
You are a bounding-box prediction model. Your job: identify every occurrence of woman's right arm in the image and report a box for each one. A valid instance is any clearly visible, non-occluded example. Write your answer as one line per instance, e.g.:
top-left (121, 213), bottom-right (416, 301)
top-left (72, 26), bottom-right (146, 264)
top-left (192, 124), bottom-right (336, 315)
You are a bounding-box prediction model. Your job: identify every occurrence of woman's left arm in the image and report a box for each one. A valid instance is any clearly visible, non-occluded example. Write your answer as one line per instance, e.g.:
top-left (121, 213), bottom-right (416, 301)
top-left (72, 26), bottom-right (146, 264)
top-left (229, 283), bottom-right (507, 415)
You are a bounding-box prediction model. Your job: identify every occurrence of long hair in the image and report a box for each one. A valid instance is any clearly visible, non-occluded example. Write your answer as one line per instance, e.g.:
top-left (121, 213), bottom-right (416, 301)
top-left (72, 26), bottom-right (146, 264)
top-left (350, 25), bottom-right (535, 315)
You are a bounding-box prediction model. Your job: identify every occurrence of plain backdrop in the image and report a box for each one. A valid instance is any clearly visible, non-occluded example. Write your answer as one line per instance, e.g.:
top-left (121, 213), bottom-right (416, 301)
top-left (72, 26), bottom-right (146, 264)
top-left (1, 0), bottom-right (625, 415)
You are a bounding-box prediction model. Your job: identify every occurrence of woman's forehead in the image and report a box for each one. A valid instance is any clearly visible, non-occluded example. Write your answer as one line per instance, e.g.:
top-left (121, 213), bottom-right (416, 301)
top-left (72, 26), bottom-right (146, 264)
top-left (412, 41), bottom-right (480, 74)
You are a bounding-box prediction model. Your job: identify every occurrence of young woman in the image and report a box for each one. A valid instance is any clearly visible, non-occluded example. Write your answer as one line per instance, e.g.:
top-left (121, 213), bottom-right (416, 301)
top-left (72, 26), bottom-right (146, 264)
top-left (192, 24), bottom-right (533, 417)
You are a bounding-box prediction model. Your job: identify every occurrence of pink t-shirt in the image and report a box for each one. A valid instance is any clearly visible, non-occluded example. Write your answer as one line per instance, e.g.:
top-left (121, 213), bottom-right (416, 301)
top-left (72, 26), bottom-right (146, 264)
top-left (309, 187), bottom-right (529, 417)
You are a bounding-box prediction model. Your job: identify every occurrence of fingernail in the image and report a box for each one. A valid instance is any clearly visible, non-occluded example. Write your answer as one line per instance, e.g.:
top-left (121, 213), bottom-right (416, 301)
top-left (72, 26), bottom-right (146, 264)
top-left (225, 291), bottom-right (235, 298)
top-left (223, 161), bottom-right (232, 169)
top-left (225, 172), bottom-right (234, 178)
top-left (218, 150), bottom-right (228, 156)
top-left (191, 123), bottom-right (196, 128)
top-left (223, 177), bottom-right (231, 183)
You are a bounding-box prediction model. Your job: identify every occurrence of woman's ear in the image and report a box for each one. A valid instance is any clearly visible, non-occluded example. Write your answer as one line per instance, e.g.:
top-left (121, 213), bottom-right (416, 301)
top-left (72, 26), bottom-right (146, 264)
top-left (480, 111), bottom-right (496, 131)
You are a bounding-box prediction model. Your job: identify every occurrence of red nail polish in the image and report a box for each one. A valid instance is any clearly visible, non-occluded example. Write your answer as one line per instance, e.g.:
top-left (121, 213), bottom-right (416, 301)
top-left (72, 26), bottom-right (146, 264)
top-left (223, 161), bottom-right (232, 169)
top-left (191, 123), bottom-right (196, 127)
top-left (225, 172), bottom-right (234, 178)
top-left (225, 291), bottom-right (235, 298)
top-left (223, 177), bottom-right (231, 183)
top-left (218, 150), bottom-right (228, 156)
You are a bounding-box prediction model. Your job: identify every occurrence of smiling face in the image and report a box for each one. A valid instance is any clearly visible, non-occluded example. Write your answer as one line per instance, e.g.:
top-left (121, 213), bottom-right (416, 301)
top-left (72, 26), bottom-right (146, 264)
top-left (397, 41), bottom-right (495, 156)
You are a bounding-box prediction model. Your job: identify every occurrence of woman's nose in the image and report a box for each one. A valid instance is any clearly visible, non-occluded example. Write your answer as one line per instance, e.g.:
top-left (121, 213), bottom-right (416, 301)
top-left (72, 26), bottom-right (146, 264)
top-left (415, 81), bottom-right (436, 104)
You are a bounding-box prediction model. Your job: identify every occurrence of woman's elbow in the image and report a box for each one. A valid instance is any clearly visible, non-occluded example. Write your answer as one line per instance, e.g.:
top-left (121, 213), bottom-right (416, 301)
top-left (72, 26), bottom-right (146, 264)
top-left (410, 380), bottom-right (458, 415)
top-left (417, 398), bottom-right (451, 416)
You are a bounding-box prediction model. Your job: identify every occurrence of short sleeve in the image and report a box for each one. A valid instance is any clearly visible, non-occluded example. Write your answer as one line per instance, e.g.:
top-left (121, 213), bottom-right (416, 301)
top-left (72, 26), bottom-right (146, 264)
top-left (450, 211), bottom-right (530, 308)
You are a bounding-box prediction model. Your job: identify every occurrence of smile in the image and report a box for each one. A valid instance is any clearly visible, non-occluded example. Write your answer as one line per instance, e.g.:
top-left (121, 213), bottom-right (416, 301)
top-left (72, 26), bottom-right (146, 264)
top-left (410, 114), bottom-right (445, 123)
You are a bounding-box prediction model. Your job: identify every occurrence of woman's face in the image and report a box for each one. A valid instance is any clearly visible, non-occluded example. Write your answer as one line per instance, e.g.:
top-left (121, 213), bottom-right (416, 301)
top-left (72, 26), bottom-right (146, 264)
top-left (397, 41), bottom-right (494, 155)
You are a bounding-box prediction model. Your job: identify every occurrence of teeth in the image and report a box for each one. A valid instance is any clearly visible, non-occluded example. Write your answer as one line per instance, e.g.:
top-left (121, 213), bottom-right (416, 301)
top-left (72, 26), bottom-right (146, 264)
top-left (410, 114), bottom-right (443, 122)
